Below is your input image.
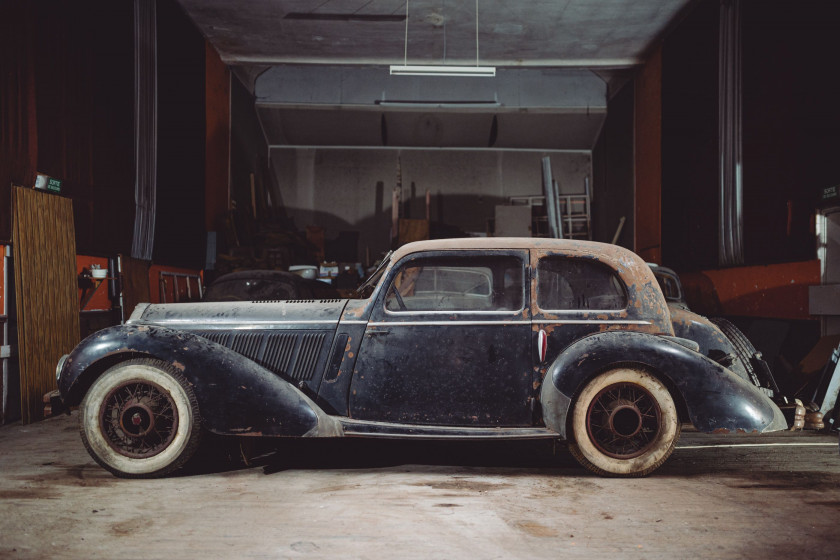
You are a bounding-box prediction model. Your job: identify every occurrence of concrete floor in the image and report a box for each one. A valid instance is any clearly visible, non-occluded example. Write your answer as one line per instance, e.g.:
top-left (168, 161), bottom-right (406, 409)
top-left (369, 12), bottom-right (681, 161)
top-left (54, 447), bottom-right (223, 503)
top-left (1, 412), bottom-right (839, 560)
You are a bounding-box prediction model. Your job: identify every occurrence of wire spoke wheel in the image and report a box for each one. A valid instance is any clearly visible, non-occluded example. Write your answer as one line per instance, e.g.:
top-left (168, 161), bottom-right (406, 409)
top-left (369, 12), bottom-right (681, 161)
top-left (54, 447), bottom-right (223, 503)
top-left (569, 368), bottom-right (680, 477)
top-left (586, 382), bottom-right (662, 459)
top-left (99, 380), bottom-right (179, 459)
top-left (80, 359), bottom-right (201, 478)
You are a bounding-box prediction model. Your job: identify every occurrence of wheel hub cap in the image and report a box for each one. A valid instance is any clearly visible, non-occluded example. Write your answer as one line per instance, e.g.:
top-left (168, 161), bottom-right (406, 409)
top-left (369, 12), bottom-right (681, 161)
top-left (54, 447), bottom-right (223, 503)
top-left (119, 402), bottom-right (155, 438)
top-left (608, 401), bottom-right (643, 438)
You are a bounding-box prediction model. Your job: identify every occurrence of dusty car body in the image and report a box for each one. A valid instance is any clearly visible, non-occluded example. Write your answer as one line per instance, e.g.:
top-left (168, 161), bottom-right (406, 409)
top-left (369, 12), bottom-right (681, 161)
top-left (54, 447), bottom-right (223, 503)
top-left (55, 238), bottom-right (786, 479)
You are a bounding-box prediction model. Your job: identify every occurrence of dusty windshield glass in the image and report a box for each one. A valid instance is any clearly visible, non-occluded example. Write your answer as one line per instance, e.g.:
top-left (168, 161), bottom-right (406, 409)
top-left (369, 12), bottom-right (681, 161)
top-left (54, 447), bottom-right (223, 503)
top-left (356, 251), bottom-right (393, 297)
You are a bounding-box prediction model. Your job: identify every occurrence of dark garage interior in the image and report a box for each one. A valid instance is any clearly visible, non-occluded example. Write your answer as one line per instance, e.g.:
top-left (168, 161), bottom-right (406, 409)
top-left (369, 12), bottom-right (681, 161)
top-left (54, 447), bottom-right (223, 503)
top-left (1, 0), bottom-right (839, 558)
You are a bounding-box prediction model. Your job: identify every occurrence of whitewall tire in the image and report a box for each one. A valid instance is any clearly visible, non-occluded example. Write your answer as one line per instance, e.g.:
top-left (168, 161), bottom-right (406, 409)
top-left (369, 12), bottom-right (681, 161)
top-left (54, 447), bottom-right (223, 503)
top-left (79, 358), bottom-right (201, 478)
top-left (568, 368), bottom-right (680, 477)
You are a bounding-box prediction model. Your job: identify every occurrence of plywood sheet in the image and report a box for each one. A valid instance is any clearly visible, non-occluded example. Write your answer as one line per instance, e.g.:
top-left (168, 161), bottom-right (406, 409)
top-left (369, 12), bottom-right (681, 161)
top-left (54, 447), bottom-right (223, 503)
top-left (12, 187), bottom-right (79, 423)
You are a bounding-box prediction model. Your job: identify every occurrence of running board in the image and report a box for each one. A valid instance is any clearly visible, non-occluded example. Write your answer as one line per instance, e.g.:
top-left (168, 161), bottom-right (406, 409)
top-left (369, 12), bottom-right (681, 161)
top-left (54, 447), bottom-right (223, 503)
top-left (339, 418), bottom-right (561, 440)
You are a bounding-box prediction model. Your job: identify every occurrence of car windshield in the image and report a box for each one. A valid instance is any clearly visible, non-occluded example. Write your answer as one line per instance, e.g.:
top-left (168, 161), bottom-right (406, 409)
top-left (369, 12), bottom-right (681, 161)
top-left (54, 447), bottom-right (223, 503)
top-left (355, 251), bottom-right (393, 297)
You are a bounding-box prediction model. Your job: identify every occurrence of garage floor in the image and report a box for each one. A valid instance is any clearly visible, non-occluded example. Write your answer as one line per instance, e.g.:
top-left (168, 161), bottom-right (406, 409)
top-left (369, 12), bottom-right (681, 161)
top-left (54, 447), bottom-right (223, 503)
top-left (1, 413), bottom-right (839, 560)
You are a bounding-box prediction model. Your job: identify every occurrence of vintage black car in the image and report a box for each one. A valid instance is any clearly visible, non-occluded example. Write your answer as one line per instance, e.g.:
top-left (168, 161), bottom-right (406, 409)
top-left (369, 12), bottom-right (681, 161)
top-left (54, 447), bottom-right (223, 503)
top-left (55, 238), bottom-right (787, 478)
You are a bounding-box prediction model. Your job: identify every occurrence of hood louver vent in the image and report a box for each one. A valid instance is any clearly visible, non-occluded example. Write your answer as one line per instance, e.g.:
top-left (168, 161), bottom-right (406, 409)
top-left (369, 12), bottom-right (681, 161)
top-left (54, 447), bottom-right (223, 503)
top-left (293, 332), bottom-right (327, 381)
top-left (231, 332), bottom-right (263, 361)
top-left (262, 332), bottom-right (297, 374)
top-left (192, 329), bottom-right (329, 382)
top-left (195, 331), bottom-right (230, 346)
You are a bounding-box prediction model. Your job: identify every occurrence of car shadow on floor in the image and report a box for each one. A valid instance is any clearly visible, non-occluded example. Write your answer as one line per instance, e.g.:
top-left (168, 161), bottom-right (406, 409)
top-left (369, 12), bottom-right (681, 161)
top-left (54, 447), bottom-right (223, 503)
top-left (178, 437), bottom-right (582, 477)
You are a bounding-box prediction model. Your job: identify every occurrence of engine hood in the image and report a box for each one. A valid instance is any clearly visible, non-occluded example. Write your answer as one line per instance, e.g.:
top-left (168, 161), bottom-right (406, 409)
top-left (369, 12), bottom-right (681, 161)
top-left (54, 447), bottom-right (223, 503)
top-left (129, 299), bottom-right (349, 330)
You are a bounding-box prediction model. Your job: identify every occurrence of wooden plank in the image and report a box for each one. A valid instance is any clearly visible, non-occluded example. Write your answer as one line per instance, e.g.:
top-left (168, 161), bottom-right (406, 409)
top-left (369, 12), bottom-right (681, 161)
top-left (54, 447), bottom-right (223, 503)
top-left (0, 244), bottom-right (6, 423)
top-left (0, 245), bottom-right (5, 316)
top-left (398, 219), bottom-right (430, 246)
top-left (634, 45), bottom-right (663, 263)
top-left (12, 187), bottom-right (80, 423)
top-left (119, 255), bottom-right (151, 321)
top-left (205, 41), bottom-right (230, 233)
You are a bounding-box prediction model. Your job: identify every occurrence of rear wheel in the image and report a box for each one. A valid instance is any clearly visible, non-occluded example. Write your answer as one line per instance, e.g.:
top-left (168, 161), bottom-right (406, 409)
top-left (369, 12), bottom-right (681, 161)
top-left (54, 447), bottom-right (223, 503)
top-left (79, 358), bottom-right (201, 478)
top-left (569, 368), bottom-right (680, 477)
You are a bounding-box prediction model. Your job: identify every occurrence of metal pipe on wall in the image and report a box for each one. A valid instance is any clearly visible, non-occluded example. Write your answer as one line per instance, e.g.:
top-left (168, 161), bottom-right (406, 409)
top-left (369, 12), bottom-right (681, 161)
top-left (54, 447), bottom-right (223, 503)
top-left (131, 0), bottom-right (158, 261)
top-left (718, 0), bottom-right (744, 266)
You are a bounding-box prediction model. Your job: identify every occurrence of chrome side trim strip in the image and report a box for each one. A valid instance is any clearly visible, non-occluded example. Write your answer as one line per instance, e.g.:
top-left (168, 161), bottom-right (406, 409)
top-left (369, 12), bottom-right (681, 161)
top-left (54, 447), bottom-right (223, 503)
top-left (366, 319), bottom-right (650, 327)
top-left (384, 308), bottom-right (525, 317)
top-left (534, 319), bottom-right (651, 325)
top-left (157, 319), bottom-right (339, 326)
top-left (368, 320), bottom-right (530, 327)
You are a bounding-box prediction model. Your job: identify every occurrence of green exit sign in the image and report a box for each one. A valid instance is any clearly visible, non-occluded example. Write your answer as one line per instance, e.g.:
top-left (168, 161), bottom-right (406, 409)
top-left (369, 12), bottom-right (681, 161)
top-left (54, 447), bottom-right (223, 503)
top-left (46, 177), bottom-right (62, 193)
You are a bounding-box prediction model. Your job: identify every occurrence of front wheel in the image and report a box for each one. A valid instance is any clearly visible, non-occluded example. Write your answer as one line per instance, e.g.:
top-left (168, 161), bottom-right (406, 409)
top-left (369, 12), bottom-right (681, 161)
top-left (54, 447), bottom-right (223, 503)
top-left (79, 358), bottom-right (201, 478)
top-left (568, 368), bottom-right (680, 477)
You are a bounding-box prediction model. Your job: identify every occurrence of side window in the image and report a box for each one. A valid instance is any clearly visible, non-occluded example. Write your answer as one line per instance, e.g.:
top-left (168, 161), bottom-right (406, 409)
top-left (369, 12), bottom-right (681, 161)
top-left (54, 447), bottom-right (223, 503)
top-left (385, 255), bottom-right (524, 312)
top-left (537, 257), bottom-right (626, 311)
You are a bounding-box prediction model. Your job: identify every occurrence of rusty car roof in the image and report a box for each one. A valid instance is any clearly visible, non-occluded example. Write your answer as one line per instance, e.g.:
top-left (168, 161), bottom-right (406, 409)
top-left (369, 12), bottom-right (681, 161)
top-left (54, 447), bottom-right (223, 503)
top-left (393, 237), bottom-right (643, 268)
top-left (389, 237), bottom-right (672, 334)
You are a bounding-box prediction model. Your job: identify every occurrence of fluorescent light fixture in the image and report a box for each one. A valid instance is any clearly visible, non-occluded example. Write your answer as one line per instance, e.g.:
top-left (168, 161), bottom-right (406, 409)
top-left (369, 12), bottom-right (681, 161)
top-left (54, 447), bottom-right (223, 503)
top-left (390, 65), bottom-right (496, 77)
top-left (284, 13), bottom-right (405, 22)
top-left (376, 100), bottom-right (500, 108)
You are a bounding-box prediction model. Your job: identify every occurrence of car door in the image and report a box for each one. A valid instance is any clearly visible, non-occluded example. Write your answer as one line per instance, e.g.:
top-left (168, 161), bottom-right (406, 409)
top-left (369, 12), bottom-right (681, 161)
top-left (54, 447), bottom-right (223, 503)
top-left (349, 250), bottom-right (534, 427)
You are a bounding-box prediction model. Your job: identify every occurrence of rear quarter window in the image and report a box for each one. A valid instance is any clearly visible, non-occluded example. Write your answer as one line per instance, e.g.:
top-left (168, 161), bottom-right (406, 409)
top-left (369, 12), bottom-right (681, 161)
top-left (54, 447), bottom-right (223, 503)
top-left (537, 257), bottom-right (627, 311)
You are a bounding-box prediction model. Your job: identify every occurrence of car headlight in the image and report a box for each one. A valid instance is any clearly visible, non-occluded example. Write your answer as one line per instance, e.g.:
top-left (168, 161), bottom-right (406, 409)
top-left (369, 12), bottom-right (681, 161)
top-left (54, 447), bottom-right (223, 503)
top-left (55, 354), bottom-right (69, 382)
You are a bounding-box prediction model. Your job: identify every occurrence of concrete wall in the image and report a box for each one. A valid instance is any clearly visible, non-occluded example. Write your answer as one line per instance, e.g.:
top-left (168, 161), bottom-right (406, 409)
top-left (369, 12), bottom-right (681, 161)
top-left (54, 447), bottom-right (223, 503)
top-left (270, 149), bottom-right (591, 262)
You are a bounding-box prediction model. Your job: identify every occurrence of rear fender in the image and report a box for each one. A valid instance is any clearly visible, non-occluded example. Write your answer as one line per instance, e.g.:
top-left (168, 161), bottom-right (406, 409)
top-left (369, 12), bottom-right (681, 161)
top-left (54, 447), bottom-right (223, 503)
top-left (668, 306), bottom-right (750, 380)
top-left (540, 330), bottom-right (787, 438)
top-left (59, 325), bottom-right (342, 437)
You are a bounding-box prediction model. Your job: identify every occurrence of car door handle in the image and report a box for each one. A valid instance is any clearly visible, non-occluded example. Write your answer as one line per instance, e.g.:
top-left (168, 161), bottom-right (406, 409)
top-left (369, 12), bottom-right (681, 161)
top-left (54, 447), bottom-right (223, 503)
top-left (537, 329), bottom-right (547, 363)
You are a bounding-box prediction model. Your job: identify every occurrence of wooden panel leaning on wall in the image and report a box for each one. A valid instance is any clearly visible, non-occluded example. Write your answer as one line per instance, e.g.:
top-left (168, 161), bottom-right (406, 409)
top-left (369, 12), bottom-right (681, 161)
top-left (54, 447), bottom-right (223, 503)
top-left (120, 255), bottom-right (151, 322)
top-left (12, 186), bottom-right (80, 423)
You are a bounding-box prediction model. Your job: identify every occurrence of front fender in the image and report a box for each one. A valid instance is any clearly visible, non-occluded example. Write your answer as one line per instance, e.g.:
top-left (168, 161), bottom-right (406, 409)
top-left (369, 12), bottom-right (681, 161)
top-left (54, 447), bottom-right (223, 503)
top-left (58, 325), bottom-right (342, 438)
top-left (540, 330), bottom-right (786, 438)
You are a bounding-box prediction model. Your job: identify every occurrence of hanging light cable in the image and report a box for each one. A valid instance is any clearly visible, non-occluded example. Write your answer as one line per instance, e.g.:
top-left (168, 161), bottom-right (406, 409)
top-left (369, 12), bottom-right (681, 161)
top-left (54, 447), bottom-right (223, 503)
top-left (475, 0), bottom-right (479, 67)
top-left (391, 0), bottom-right (495, 77)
